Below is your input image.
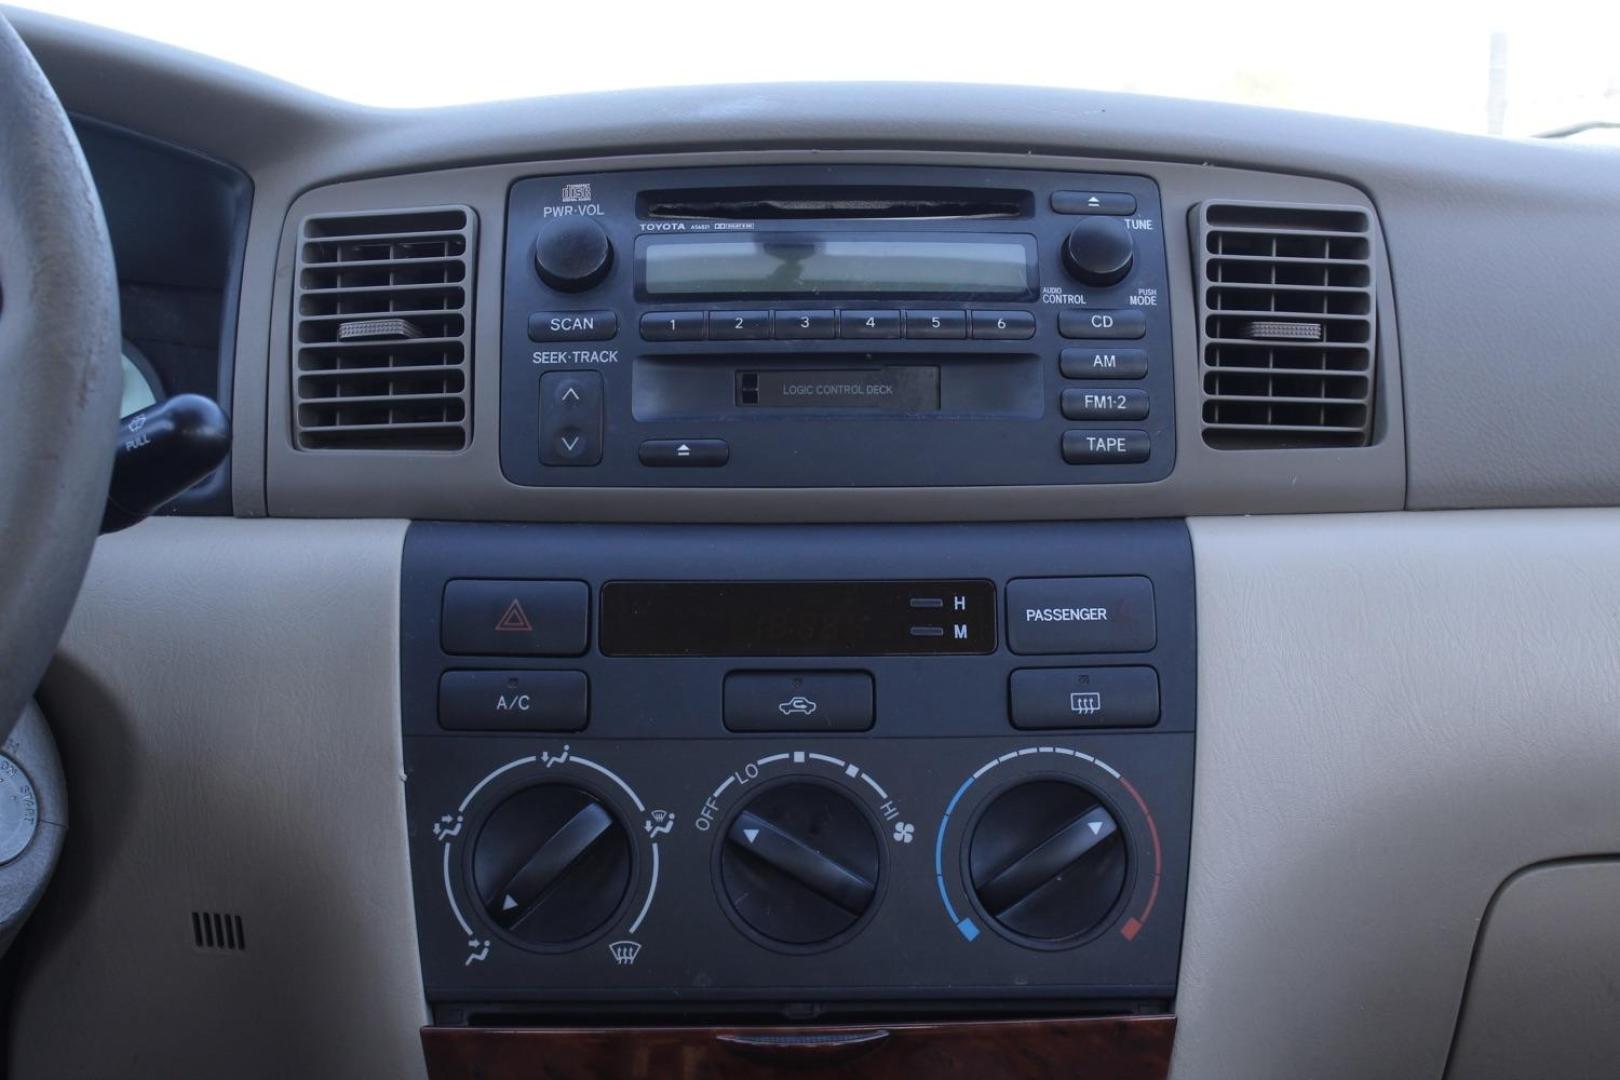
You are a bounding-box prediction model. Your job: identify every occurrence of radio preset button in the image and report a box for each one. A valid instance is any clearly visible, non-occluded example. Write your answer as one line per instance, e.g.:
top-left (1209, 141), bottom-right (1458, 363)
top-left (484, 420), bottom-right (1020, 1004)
top-left (1059, 308), bottom-right (1147, 339)
top-left (970, 310), bottom-right (1036, 340)
top-left (639, 438), bottom-right (729, 467)
top-left (839, 309), bottom-right (902, 339)
top-left (527, 310), bottom-right (618, 342)
top-left (539, 370), bottom-right (603, 466)
top-left (1051, 190), bottom-right (1137, 216)
top-left (1060, 347), bottom-right (1148, 379)
top-left (905, 310), bottom-right (967, 339)
top-left (710, 310), bottom-right (771, 340)
top-left (1005, 577), bottom-right (1157, 655)
top-left (774, 309), bottom-right (836, 339)
top-left (1062, 430), bottom-right (1150, 465)
top-left (640, 311), bottom-right (707, 341)
top-left (1061, 388), bottom-right (1150, 421)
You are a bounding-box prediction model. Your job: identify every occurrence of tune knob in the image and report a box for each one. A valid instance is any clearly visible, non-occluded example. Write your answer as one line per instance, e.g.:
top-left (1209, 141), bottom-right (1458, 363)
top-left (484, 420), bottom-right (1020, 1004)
top-left (1062, 216), bottom-right (1135, 286)
top-left (718, 782), bottom-right (881, 947)
top-left (533, 218), bottom-right (613, 292)
top-left (968, 779), bottom-right (1127, 944)
top-left (471, 783), bottom-right (632, 948)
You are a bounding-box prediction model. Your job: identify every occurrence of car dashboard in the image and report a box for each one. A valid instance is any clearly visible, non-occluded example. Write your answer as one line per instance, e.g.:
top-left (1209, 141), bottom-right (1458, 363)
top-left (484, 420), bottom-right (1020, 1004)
top-left (7, 8), bottom-right (1620, 1080)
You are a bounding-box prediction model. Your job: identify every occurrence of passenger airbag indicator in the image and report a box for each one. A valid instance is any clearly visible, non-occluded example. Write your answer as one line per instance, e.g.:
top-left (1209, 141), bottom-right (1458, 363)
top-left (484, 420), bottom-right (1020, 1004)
top-left (600, 580), bottom-right (996, 657)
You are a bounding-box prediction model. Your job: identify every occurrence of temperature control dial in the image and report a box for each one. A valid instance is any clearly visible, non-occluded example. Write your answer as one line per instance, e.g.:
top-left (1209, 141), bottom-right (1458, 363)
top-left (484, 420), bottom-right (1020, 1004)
top-left (1062, 216), bottom-right (1135, 286)
top-left (471, 783), bottom-right (631, 948)
top-left (533, 218), bottom-right (613, 292)
top-left (968, 779), bottom-right (1127, 945)
top-left (718, 781), bottom-right (881, 947)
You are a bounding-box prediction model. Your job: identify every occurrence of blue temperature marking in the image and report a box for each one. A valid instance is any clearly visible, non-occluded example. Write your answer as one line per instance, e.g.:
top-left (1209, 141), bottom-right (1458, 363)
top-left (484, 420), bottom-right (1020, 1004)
top-left (935, 773), bottom-right (978, 938)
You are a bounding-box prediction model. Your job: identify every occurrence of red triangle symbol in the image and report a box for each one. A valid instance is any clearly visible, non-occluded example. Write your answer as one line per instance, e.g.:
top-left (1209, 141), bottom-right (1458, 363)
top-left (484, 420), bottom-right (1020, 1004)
top-left (495, 598), bottom-right (533, 633)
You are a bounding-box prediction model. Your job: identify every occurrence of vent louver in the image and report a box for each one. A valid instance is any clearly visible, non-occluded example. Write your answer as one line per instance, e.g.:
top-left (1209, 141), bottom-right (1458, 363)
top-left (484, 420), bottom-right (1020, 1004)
top-left (293, 207), bottom-right (475, 450)
top-left (1193, 201), bottom-right (1377, 449)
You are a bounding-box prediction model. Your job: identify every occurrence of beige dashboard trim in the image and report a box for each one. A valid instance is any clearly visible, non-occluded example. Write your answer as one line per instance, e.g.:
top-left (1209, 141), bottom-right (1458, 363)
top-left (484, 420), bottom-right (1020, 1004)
top-left (11, 510), bottom-right (1620, 1079)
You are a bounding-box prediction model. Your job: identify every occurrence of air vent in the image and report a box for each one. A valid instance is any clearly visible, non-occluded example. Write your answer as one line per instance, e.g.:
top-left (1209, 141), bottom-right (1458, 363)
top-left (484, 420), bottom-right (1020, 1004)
top-left (1193, 201), bottom-right (1377, 449)
top-left (293, 207), bottom-right (475, 450)
top-left (191, 910), bottom-right (246, 952)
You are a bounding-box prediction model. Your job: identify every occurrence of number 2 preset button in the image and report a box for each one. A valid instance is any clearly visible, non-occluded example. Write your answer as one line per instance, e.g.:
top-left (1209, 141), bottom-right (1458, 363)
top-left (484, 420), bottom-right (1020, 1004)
top-left (709, 310), bottom-right (771, 340)
top-left (640, 311), bottom-right (706, 341)
top-left (774, 309), bottom-right (836, 339)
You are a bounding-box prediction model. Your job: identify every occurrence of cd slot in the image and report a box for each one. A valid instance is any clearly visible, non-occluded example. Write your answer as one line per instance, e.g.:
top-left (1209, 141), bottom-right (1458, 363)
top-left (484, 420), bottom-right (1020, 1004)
top-left (639, 186), bottom-right (1032, 221)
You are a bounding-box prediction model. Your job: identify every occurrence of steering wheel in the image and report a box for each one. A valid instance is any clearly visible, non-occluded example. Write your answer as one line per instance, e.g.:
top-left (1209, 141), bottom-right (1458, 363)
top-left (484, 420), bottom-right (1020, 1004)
top-left (0, 16), bottom-right (122, 743)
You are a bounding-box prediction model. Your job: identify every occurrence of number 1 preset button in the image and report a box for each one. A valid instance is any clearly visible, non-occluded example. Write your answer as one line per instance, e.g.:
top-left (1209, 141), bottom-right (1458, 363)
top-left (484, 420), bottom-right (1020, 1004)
top-left (640, 311), bottom-right (707, 341)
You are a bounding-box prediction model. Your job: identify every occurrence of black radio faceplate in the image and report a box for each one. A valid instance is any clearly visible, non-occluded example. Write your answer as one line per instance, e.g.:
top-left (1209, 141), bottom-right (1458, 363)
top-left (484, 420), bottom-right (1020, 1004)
top-left (500, 165), bottom-right (1174, 488)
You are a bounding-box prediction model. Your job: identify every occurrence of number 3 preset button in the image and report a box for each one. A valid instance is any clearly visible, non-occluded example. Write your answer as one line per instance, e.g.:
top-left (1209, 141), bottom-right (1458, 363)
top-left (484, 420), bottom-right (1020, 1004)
top-left (1005, 576), bottom-right (1157, 654)
top-left (774, 309), bottom-right (836, 339)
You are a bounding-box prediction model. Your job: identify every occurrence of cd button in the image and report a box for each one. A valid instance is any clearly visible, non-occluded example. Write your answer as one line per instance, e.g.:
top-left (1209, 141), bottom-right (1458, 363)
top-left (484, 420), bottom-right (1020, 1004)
top-left (839, 309), bottom-right (902, 339)
top-left (970, 310), bottom-right (1037, 339)
top-left (774, 310), bottom-right (836, 339)
top-left (639, 438), bottom-right (729, 467)
top-left (1058, 309), bottom-right (1147, 339)
top-left (1061, 388), bottom-right (1150, 421)
top-left (904, 310), bottom-right (967, 339)
top-left (1061, 430), bottom-right (1150, 464)
top-left (1050, 191), bottom-right (1138, 216)
top-left (640, 311), bottom-right (706, 341)
top-left (710, 310), bottom-right (771, 340)
top-left (527, 310), bottom-right (618, 342)
top-left (1060, 347), bottom-right (1148, 379)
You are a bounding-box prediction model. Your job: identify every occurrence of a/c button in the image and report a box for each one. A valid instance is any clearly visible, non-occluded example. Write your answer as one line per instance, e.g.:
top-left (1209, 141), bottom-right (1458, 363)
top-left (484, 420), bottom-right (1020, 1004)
top-left (439, 670), bottom-right (588, 731)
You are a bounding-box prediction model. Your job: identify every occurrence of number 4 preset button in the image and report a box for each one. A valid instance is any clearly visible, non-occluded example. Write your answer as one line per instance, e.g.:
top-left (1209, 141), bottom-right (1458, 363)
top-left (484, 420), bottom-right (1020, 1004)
top-left (839, 310), bottom-right (902, 339)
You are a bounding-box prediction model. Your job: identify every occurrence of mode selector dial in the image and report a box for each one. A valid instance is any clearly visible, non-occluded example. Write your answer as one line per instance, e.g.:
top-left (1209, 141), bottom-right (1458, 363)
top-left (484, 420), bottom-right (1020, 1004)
top-left (719, 782), bottom-right (881, 948)
top-left (1062, 216), bottom-right (1135, 286)
top-left (471, 783), bottom-right (632, 948)
top-left (533, 217), bottom-right (613, 292)
top-left (968, 779), bottom-right (1127, 945)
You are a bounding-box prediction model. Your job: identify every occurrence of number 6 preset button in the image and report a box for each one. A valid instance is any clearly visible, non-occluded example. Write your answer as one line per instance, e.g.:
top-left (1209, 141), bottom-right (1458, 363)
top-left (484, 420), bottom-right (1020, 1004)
top-left (969, 310), bottom-right (1036, 339)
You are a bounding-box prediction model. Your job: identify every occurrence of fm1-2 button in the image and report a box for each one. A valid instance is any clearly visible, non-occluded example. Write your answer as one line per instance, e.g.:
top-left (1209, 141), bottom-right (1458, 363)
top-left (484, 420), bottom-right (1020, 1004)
top-left (1005, 576), bottom-right (1157, 655)
top-left (441, 579), bottom-right (590, 657)
top-left (1061, 388), bottom-right (1149, 421)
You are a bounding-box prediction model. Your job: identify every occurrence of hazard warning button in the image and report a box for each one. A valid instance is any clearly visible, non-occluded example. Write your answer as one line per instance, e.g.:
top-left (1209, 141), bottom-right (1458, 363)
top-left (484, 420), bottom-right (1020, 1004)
top-left (441, 580), bottom-right (589, 657)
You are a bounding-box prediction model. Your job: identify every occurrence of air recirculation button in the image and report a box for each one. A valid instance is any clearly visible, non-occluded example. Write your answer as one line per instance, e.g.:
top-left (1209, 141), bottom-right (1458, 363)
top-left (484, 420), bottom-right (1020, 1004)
top-left (718, 782), bottom-right (881, 947)
top-left (471, 784), bottom-right (632, 948)
top-left (968, 779), bottom-right (1127, 945)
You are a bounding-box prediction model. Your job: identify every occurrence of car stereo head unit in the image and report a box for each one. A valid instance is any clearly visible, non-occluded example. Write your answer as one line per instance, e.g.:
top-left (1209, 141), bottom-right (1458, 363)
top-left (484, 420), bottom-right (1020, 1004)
top-left (499, 165), bottom-right (1173, 488)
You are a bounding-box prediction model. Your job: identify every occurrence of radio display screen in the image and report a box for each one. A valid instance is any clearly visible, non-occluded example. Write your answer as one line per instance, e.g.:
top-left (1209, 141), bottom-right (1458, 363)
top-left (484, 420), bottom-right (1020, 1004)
top-left (600, 580), bottom-right (997, 656)
top-left (641, 237), bottom-right (1031, 297)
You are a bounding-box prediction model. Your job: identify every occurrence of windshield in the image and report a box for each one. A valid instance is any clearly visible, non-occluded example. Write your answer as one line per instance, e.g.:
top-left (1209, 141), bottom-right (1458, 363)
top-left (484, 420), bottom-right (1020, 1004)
top-left (18, 0), bottom-right (1620, 139)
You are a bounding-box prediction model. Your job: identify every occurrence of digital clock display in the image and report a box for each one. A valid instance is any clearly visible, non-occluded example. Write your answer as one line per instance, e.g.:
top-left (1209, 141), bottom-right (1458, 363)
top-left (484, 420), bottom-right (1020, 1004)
top-left (600, 580), bottom-right (998, 657)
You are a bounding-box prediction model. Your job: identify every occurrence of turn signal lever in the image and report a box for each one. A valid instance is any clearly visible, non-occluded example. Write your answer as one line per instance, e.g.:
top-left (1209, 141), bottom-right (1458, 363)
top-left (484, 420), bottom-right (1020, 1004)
top-left (100, 394), bottom-right (230, 534)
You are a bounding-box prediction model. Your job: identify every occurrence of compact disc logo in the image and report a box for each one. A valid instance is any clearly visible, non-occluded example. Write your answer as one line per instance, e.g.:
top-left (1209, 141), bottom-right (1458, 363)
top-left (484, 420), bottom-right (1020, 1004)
top-left (560, 182), bottom-right (593, 202)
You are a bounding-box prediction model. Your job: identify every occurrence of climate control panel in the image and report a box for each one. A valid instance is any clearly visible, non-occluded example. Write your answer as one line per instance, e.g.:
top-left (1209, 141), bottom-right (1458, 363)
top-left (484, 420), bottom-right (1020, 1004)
top-left (402, 521), bottom-right (1194, 1019)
